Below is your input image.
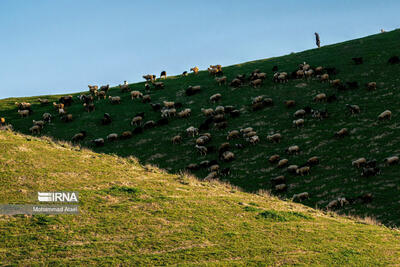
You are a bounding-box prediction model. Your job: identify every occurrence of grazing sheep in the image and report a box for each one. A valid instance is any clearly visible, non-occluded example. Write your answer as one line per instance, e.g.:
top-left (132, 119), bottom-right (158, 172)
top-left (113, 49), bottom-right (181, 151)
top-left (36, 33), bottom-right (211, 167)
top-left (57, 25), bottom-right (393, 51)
top-left (267, 133), bottom-right (282, 143)
top-left (131, 91), bottom-right (143, 99)
top-left (107, 133), bottom-right (118, 141)
top-left (141, 95), bottom-right (151, 103)
top-left (109, 96), bottom-right (121, 104)
top-left (161, 108), bottom-right (176, 118)
top-left (313, 93), bottom-right (327, 102)
top-left (294, 109), bottom-right (306, 118)
top-left (286, 145), bottom-right (300, 155)
top-left (32, 120), bottom-right (45, 128)
top-left (15, 102), bottom-right (31, 110)
top-left (307, 156), bottom-right (320, 166)
top-left (244, 131), bottom-right (257, 138)
top-left (215, 106), bottom-right (225, 114)
top-left (378, 110), bottom-right (391, 121)
top-left (144, 83), bottom-right (151, 91)
top-left (215, 121), bottom-right (228, 129)
top-left (196, 135), bottom-right (211, 146)
top-left (240, 127), bottom-right (253, 134)
top-left (388, 56), bottom-right (400, 64)
top-left (218, 142), bottom-right (230, 155)
top-left (230, 110), bottom-right (240, 118)
top-left (53, 102), bottom-right (64, 110)
top-left (346, 104), bottom-right (360, 114)
top-left (186, 126), bottom-right (199, 137)
top-left (284, 100), bottom-right (296, 108)
top-left (160, 70), bottom-right (167, 79)
top-left (190, 66), bottom-right (199, 74)
top-left (352, 57), bottom-right (363, 65)
top-left (186, 85), bottom-right (201, 96)
top-left (38, 98), bottom-right (49, 105)
top-left (269, 154), bottom-right (280, 163)
top-left (201, 108), bottom-right (214, 117)
top-left (143, 121), bottom-right (156, 129)
top-left (151, 103), bottom-right (162, 111)
top-left (210, 93), bottom-right (222, 103)
top-left (222, 151), bottom-right (235, 162)
top-left (92, 138), bottom-right (105, 147)
top-left (304, 69), bottom-right (314, 79)
top-left (18, 109), bottom-right (30, 117)
top-left (178, 108), bottom-right (191, 118)
top-left (292, 192), bottom-right (309, 202)
top-left (182, 71), bottom-right (188, 76)
top-left (384, 156), bottom-right (399, 165)
top-left (72, 131), bottom-right (87, 142)
top-left (153, 82), bottom-right (165, 89)
top-left (229, 78), bottom-right (242, 87)
top-left (61, 114), bottom-right (73, 122)
top-left (29, 125), bottom-right (41, 134)
top-left (326, 197), bottom-right (349, 209)
top-left (361, 167), bottom-right (380, 177)
top-left (186, 163), bottom-right (200, 171)
top-left (275, 184), bottom-right (287, 192)
top-left (271, 175), bottom-right (285, 184)
top-left (195, 145), bottom-right (208, 156)
top-left (171, 135), bottom-right (182, 144)
top-left (334, 128), bottom-right (349, 138)
top-left (287, 165), bottom-right (298, 174)
top-left (83, 103), bottom-right (95, 112)
top-left (213, 114), bottom-right (225, 123)
top-left (204, 171), bottom-right (218, 180)
top-left (209, 164), bottom-right (220, 172)
top-left (367, 82), bottom-right (377, 91)
top-left (252, 95), bottom-right (264, 104)
top-left (131, 116), bottom-right (143, 126)
top-left (227, 130), bottom-right (240, 140)
top-left (163, 101), bottom-right (175, 108)
top-left (352, 157), bottom-right (367, 168)
top-left (101, 113), bottom-right (112, 125)
top-left (215, 76), bottom-right (227, 86)
top-left (320, 73), bottom-right (329, 82)
top-left (296, 166), bottom-right (310, 176)
top-left (315, 66), bottom-right (323, 74)
top-left (278, 159), bottom-right (289, 168)
top-left (250, 79), bottom-right (263, 88)
top-left (248, 135), bottom-right (260, 145)
top-left (296, 69), bottom-right (305, 79)
top-left (293, 118), bottom-right (304, 128)
top-left (120, 131), bottom-right (132, 139)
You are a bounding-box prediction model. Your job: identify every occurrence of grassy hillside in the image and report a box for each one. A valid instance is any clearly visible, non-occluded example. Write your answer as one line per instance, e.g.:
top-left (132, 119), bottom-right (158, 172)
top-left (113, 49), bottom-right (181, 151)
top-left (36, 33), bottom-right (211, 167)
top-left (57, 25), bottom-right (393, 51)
top-left (1, 130), bottom-right (400, 265)
top-left (1, 30), bottom-right (400, 226)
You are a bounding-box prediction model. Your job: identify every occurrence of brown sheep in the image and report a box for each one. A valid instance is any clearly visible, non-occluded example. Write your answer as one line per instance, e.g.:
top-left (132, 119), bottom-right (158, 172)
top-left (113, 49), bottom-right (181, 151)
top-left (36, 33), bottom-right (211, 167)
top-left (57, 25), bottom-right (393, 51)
top-left (378, 110), bottom-right (391, 121)
top-left (250, 79), bottom-right (263, 88)
top-left (286, 145), bottom-right (300, 155)
top-left (307, 156), bottom-right (320, 166)
top-left (18, 110), bottom-right (30, 117)
top-left (267, 133), bottom-right (282, 143)
top-left (109, 96), bottom-right (121, 104)
top-left (313, 93), bottom-right (327, 102)
top-left (352, 157), bottom-right (367, 168)
top-left (296, 166), bottom-right (310, 176)
top-left (29, 125), bottom-right (41, 134)
top-left (171, 135), bottom-right (182, 144)
top-left (334, 128), bottom-right (349, 138)
top-left (38, 98), bottom-right (49, 105)
top-left (269, 154), bottom-right (280, 163)
top-left (384, 156), bottom-right (399, 165)
top-left (120, 131), bottom-right (132, 139)
top-left (320, 73), bottom-right (329, 82)
top-left (278, 159), bottom-right (289, 168)
top-left (284, 100), bottom-right (296, 108)
top-left (367, 82), bottom-right (377, 91)
top-left (215, 76), bottom-right (227, 86)
top-left (227, 130), bottom-right (240, 140)
top-left (97, 91), bottom-right (107, 100)
top-left (210, 93), bottom-right (222, 102)
top-left (131, 91), bottom-right (143, 99)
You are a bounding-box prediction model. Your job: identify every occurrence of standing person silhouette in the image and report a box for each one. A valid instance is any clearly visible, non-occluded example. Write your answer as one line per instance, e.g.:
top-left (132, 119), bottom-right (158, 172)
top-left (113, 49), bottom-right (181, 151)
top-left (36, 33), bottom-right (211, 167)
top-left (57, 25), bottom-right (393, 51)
top-left (315, 32), bottom-right (320, 48)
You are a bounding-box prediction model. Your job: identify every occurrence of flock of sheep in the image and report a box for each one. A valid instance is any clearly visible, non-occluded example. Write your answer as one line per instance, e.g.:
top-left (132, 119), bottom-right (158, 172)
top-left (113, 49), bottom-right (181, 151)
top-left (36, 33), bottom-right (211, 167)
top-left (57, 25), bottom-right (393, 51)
top-left (6, 55), bottom-right (400, 211)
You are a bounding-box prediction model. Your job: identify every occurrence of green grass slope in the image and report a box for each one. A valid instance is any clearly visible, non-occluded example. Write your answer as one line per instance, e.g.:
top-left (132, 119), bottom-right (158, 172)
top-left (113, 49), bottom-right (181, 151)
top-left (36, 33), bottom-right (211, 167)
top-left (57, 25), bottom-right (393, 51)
top-left (1, 30), bottom-right (400, 225)
top-left (1, 130), bottom-right (400, 265)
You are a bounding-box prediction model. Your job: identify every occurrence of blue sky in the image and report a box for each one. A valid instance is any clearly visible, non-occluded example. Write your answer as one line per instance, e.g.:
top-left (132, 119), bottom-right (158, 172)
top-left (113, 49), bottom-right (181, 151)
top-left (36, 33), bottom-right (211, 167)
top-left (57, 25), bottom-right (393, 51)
top-left (0, 0), bottom-right (399, 99)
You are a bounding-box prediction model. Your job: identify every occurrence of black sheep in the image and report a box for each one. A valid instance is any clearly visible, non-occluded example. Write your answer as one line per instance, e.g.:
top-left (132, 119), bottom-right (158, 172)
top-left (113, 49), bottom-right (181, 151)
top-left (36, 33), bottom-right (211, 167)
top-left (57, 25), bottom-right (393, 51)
top-left (151, 103), bottom-right (161, 111)
top-left (101, 113), bottom-right (112, 125)
top-left (352, 57), bottom-right (363, 65)
top-left (388, 56), bottom-right (400, 64)
top-left (160, 71), bottom-right (167, 79)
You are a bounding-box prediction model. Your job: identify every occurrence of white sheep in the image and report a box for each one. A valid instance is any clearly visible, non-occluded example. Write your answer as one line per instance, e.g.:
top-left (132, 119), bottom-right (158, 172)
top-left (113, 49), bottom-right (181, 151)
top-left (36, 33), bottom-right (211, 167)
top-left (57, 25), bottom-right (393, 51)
top-left (186, 126), bottom-right (199, 137)
top-left (296, 166), bottom-right (310, 176)
top-left (201, 108), bottom-right (214, 116)
top-left (210, 93), bottom-right (222, 102)
top-left (227, 130), bottom-right (240, 140)
top-left (292, 192), bottom-right (309, 201)
top-left (384, 156), bottom-right (399, 165)
top-left (18, 110), bottom-right (30, 117)
top-left (131, 116), bottom-right (143, 126)
top-left (314, 93), bottom-right (327, 102)
top-left (107, 133), bottom-right (118, 141)
top-left (222, 151), bottom-right (235, 161)
top-left (131, 91), bottom-right (143, 99)
top-left (293, 118), bottom-right (304, 128)
top-left (293, 109), bottom-right (306, 118)
top-left (352, 157), bottom-right (367, 168)
top-left (178, 108), bottom-right (191, 118)
top-left (267, 133), bottom-right (282, 143)
top-left (286, 145), bottom-right (300, 154)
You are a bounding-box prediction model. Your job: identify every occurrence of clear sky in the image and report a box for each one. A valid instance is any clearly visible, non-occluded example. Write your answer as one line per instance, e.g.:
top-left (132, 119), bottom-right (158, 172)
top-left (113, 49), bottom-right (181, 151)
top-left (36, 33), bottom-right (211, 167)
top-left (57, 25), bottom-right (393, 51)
top-left (1, 0), bottom-right (399, 99)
